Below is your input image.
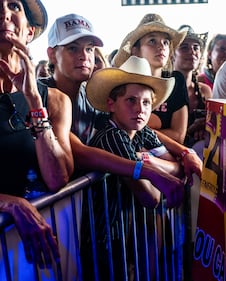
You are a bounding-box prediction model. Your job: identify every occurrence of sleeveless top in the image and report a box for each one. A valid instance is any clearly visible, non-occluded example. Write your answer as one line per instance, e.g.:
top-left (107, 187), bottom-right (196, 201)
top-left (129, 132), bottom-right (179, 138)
top-left (0, 81), bottom-right (48, 196)
top-left (184, 76), bottom-right (206, 147)
top-left (152, 71), bottom-right (189, 129)
top-left (188, 75), bottom-right (206, 127)
top-left (39, 77), bottom-right (109, 144)
top-left (198, 69), bottom-right (214, 90)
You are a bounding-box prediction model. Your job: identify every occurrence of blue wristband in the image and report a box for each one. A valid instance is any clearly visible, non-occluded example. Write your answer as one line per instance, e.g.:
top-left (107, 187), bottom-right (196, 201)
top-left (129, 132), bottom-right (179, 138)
top-left (133, 161), bottom-right (143, 180)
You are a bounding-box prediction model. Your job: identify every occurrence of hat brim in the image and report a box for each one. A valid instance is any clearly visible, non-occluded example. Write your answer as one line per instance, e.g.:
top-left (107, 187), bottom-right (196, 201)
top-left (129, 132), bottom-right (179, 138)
top-left (23, 0), bottom-right (48, 40)
top-left (56, 33), bottom-right (103, 47)
top-left (114, 22), bottom-right (187, 67)
top-left (185, 32), bottom-right (208, 51)
top-left (86, 68), bottom-right (175, 112)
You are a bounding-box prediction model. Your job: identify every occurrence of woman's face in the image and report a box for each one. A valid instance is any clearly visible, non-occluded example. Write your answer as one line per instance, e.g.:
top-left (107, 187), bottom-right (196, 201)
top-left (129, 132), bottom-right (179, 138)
top-left (174, 38), bottom-right (202, 72)
top-left (132, 32), bottom-right (171, 70)
top-left (0, 0), bottom-right (34, 47)
top-left (93, 49), bottom-right (106, 73)
top-left (209, 38), bottom-right (226, 75)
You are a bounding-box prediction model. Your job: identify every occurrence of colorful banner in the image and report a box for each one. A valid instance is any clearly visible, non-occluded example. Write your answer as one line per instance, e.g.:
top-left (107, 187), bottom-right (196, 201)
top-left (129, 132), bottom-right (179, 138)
top-left (192, 99), bottom-right (226, 280)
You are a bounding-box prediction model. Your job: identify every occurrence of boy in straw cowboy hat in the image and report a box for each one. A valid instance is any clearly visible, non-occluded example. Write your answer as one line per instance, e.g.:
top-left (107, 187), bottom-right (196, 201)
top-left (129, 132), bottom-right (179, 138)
top-left (81, 56), bottom-right (185, 281)
top-left (114, 13), bottom-right (190, 145)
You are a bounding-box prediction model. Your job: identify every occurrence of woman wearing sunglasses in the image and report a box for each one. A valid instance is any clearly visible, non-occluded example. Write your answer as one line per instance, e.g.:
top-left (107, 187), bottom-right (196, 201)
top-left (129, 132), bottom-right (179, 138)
top-left (0, 0), bottom-right (74, 269)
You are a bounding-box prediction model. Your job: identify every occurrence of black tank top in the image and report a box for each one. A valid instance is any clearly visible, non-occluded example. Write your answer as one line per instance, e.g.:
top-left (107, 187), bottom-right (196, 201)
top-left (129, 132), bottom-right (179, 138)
top-left (0, 81), bottom-right (48, 196)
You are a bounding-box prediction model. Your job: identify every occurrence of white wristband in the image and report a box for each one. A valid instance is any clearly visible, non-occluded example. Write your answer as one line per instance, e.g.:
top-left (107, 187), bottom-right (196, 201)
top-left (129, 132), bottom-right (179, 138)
top-left (181, 148), bottom-right (196, 159)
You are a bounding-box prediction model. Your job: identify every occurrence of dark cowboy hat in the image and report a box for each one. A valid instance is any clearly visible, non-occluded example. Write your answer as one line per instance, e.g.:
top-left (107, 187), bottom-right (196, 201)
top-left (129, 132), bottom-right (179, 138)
top-left (177, 25), bottom-right (208, 52)
top-left (22, 0), bottom-right (48, 40)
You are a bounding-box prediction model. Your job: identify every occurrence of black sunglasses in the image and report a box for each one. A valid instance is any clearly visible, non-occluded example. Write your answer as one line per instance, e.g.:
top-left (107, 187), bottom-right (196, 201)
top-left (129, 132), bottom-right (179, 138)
top-left (0, 94), bottom-right (28, 131)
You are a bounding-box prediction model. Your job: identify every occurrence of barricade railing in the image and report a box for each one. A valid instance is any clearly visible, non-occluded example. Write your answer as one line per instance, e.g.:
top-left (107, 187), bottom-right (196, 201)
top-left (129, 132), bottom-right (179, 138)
top-left (0, 172), bottom-right (193, 281)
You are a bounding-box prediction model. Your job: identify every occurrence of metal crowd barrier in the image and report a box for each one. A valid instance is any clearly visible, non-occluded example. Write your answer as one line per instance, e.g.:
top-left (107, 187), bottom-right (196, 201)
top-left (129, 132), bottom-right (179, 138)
top-left (0, 172), bottom-right (194, 281)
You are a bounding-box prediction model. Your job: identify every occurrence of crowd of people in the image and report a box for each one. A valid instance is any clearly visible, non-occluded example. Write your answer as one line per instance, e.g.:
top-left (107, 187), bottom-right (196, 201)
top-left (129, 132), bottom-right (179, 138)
top-left (1, 0), bottom-right (225, 279)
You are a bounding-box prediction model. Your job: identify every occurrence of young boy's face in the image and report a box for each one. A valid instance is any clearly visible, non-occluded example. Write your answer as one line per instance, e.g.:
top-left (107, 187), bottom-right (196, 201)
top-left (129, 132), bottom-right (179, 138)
top-left (108, 83), bottom-right (153, 138)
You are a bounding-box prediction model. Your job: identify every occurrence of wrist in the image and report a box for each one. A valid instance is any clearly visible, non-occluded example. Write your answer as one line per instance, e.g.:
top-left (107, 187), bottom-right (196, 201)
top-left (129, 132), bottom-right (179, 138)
top-left (30, 120), bottom-right (52, 140)
top-left (29, 107), bottom-right (48, 119)
top-left (133, 161), bottom-right (143, 180)
top-left (141, 152), bottom-right (151, 163)
top-left (180, 148), bottom-right (196, 160)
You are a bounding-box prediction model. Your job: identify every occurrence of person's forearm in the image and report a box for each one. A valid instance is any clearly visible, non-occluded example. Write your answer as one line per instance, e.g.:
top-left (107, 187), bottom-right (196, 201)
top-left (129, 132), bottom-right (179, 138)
top-left (32, 95), bottom-right (74, 192)
top-left (146, 156), bottom-right (183, 177)
top-left (70, 133), bottom-right (182, 180)
top-left (155, 130), bottom-right (203, 179)
top-left (157, 128), bottom-right (185, 144)
top-left (123, 178), bottom-right (161, 208)
top-left (35, 129), bottom-right (74, 191)
top-left (0, 193), bottom-right (60, 269)
top-left (70, 133), bottom-right (184, 208)
top-left (155, 130), bottom-right (188, 156)
top-left (71, 134), bottom-right (135, 175)
top-left (0, 194), bottom-right (20, 213)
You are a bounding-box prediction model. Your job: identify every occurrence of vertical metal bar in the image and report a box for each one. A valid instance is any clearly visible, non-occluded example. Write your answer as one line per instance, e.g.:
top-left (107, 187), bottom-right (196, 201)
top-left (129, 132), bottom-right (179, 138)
top-left (71, 195), bottom-right (83, 281)
top-left (183, 183), bottom-right (193, 281)
top-left (50, 205), bottom-right (63, 281)
top-left (117, 180), bottom-right (128, 281)
top-left (142, 207), bottom-right (151, 281)
top-left (102, 178), bottom-right (114, 281)
top-left (160, 197), bottom-right (168, 281)
top-left (87, 187), bottom-right (99, 281)
top-left (153, 208), bottom-right (160, 281)
top-left (32, 263), bottom-right (40, 281)
top-left (0, 231), bottom-right (12, 281)
top-left (131, 195), bottom-right (139, 281)
top-left (169, 208), bottom-right (176, 281)
top-left (175, 206), bottom-right (185, 281)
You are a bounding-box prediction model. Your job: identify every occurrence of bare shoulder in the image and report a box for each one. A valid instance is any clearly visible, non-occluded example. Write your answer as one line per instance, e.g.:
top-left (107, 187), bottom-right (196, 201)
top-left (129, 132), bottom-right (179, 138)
top-left (199, 82), bottom-right (212, 99)
top-left (48, 87), bottom-right (71, 103)
top-left (47, 88), bottom-right (72, 118)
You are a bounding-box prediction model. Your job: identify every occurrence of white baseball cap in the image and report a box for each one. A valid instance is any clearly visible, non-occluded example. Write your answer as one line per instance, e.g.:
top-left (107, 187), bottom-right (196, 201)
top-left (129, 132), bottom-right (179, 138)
top-left (48, 14), bottom-right (103, 47)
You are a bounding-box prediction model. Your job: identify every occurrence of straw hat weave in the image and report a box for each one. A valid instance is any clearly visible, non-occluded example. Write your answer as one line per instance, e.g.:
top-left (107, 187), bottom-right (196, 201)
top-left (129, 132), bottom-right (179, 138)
top-left (86, 56), bottom-right (175, 112)
top-left (114, 13), bottom-right (187, 67)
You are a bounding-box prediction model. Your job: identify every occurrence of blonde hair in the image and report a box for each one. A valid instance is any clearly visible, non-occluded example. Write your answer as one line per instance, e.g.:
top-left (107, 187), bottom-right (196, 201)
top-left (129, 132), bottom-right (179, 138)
top-left (95, 47), bottom-right (110, 68)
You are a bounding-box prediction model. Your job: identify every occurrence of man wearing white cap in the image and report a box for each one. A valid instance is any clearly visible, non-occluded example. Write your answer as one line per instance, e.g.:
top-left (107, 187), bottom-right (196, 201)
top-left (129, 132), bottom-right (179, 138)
top-left (41, 13), bottom-right (106, 145)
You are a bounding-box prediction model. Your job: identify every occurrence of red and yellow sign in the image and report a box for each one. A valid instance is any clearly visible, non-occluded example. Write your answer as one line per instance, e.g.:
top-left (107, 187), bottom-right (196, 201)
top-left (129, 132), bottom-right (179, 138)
top-left (192, 99), bottom-right (226, 281)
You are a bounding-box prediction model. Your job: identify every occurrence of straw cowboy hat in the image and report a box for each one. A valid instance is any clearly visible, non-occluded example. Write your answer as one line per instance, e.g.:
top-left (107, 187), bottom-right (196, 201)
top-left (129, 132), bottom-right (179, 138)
top-left (86, 56), bottom-right (175, 112)
top-left (23, 0), bottom-right (48, 40)
top-left (177, 25), bottom-right (208, 53)
top-left (114, 13), bottom-right (187, 67)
